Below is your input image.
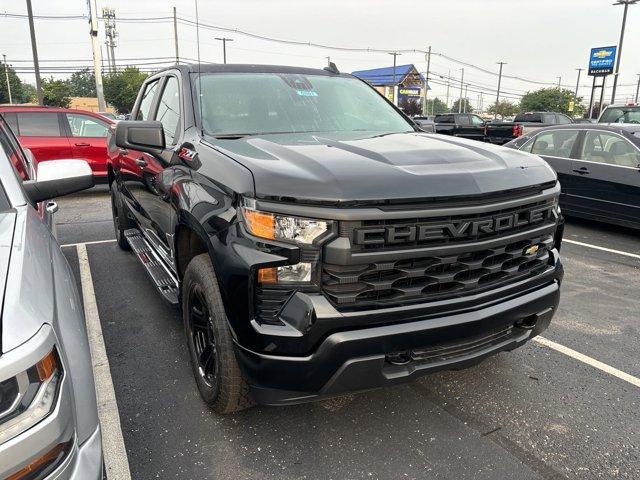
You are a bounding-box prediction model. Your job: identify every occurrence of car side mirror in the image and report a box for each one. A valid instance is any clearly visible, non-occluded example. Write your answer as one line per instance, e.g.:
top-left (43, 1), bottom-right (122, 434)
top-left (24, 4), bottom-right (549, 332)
top-left (23, 159), bottom-right (94, 203)
top-left (115, 120), bottom-right (166, 155)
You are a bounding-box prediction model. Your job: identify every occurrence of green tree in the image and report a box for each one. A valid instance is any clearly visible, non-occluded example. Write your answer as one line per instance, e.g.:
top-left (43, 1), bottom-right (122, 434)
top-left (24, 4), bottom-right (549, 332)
top-left (42, 77), bottom-right (72, 107)
top-left (450, 98), bottom-right (473, 114)
top-left (0, 62), bottom-right (32, 103)
top-left (425, 97), bottom-right (449, 114)
top-left (68, 68), bottom-right (96, 97)
top-left (519, 88), bottom-right (584, 116)
top-left (399, 98), bottom-right (423, 116)
top-left (103, 67), bottom-right (148, 113)
top-left (487, 100), bottom-right (519, 119)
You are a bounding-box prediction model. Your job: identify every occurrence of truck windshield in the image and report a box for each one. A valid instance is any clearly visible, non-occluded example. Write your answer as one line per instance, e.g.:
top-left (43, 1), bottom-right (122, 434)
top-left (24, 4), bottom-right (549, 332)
top-left (599, 107), bottom-right (640, 124)
top-left (194, 73), bottom-right (413, 137)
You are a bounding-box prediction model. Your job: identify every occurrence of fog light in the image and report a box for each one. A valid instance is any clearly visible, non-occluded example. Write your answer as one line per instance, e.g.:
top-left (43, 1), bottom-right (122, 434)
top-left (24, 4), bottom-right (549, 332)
top-left (258, 263), bottom-right (312, 284)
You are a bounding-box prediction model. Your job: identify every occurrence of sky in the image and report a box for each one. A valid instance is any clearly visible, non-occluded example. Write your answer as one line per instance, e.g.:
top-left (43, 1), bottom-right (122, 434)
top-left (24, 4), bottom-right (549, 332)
top-left (1, 0), bottom-right (640, 109)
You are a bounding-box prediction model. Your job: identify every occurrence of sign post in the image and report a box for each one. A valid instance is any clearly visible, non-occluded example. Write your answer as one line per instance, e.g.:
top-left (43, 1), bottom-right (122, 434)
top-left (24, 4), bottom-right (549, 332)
top-left (587, 46), bottom-right (617, 119)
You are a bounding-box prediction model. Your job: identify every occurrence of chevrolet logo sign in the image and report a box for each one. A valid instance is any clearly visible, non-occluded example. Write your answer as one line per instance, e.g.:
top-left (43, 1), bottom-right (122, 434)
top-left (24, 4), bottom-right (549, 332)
top-left (593, 49), bottom-right (613, 59)
top-left (524, 244), bottom-right (539, 256)
top-left (352, 205), bottom-right (554, 246)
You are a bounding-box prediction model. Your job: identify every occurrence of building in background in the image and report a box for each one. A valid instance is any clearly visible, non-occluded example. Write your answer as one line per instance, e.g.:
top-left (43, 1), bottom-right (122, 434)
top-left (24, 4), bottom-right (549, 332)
top-left (351, 64), bottom-right (428, 113)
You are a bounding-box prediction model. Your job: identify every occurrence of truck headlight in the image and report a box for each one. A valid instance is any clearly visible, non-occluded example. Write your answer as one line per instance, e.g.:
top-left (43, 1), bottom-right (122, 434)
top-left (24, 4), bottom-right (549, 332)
top-left (241, 207), bottom-right (329, 245)
top-left (0, 349), bottom-right (62, 445)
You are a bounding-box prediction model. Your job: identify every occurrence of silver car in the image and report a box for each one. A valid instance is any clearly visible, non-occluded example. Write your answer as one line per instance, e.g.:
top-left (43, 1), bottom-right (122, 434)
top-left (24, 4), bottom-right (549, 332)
top-left (0, 116), bottom-right (103, 478)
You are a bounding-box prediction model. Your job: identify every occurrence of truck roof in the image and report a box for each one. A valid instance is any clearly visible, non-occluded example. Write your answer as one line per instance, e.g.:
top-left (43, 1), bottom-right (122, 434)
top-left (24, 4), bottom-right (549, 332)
top-left (155, 63), bottom-right (349, 77)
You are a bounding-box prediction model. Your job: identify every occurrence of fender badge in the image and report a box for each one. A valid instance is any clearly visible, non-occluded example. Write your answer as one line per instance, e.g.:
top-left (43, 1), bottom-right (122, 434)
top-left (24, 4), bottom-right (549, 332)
top-left (524, 244), bottom-right (539, 256)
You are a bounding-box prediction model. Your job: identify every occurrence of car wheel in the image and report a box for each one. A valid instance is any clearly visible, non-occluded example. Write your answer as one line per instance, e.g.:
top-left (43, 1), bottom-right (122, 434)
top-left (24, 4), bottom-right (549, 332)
top-left (110, 181), bottom-right (132, 251)
top-left (182, 253), bottom-right (254, 414)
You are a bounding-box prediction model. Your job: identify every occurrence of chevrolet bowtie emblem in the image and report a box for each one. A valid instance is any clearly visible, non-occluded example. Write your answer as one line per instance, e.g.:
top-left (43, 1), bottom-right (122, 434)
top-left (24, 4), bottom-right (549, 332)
top-left (524, 244), bottom-right (539, 256)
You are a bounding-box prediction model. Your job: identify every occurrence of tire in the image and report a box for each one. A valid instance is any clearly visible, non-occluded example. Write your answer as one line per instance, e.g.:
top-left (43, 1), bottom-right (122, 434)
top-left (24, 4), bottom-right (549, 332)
top-left (110, 180), bottom-right (133, 251)
top-left (182, 253), bottom-right (254, 414)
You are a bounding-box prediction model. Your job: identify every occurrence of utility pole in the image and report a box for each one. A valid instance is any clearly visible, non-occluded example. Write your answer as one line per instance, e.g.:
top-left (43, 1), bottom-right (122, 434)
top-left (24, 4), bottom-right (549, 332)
top-left (102, 8), bottom-right (118, 72)
top-left (445, 69), bottom-right (450, 108)
top-left (89, 0), bottom-right (106, 111)
top-left (463, 84), bottom-right (468, 113)
top-left (422, 46), bottom-right (431, 116)
top-left (574, 68), bottom-right (583, 98)
top-left (2, 55), bottom-right (12, 104)
top-left (611, 0), bottom-right (638, 104)
top-left (26, 0), bottom-right (43, 105)
top-left (557, 76), bottom-right (562, 111)
top-left (388, 52), bottom-right (401, 105)
top-left (173, 6), bottom-right (179, 64)
top-left (326, 56), bottom-right (331, 67)
top-left (495, 61), bottom-right (506, 118)
top-left (635, 74), bottom-right (640, 103)
top-left (215, 37), bottom-right (233, 64)
top-left (458, 68), bottom-right (464, 113)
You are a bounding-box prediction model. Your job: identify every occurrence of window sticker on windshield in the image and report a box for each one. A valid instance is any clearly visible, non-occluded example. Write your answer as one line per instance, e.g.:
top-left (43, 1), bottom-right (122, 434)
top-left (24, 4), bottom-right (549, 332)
top-left (296, 90), bottom-right (318, 97)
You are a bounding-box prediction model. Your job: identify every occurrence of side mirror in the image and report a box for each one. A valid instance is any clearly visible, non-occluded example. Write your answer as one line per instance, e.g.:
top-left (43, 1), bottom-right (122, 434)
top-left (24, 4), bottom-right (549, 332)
top-left (115, 120), bottom-right (165, 155)
top-left (23, 159), bottom-right (94, 203)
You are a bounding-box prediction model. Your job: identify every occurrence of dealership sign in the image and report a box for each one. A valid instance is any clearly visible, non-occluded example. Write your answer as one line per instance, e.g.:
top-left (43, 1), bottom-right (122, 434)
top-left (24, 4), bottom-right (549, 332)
top-left (588, 46), bottom-right (617, 76)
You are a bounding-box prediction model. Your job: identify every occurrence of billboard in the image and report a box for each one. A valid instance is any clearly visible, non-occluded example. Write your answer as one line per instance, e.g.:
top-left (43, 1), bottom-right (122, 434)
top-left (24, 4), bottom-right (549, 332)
top-left (588, 46), bottom-right (617, 76)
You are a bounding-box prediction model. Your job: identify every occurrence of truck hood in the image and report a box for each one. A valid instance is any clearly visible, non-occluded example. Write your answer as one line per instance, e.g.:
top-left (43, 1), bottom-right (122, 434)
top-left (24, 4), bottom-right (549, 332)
top-left (210, 131), bottom-right (557, 204)
top-left (1, 206), bottom-right (55, 353)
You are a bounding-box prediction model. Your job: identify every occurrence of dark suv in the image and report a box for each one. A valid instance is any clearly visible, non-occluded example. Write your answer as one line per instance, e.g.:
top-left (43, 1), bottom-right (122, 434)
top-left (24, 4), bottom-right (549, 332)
top-left (108, 64), bottom-right (564, 413)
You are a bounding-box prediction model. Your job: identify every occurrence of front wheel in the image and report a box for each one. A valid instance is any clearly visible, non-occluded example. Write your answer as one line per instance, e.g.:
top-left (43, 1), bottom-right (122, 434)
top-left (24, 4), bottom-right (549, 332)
top-left (182, 253), bottom-right (254, 414)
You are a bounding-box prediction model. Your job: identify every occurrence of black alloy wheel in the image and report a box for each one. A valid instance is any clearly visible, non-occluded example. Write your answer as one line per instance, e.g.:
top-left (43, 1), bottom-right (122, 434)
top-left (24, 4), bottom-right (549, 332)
top-left (186, 284), bottom-right (218, 387)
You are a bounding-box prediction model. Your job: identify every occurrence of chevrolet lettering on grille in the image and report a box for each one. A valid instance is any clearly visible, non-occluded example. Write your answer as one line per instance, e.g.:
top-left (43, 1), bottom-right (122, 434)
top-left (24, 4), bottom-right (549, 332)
top-left (353, 204), bottom-right (554, 246)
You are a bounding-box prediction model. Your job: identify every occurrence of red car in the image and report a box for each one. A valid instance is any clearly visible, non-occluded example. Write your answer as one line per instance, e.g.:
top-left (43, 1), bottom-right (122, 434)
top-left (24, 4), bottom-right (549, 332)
top-left (0, 106), bottom-right (114, 181)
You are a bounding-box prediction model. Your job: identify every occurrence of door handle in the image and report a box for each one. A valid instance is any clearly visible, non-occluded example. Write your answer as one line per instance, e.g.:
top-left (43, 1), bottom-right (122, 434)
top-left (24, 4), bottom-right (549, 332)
top-left (74, 142), bottom-right (90, 147)
top-left (45, 201), bottom-right (58, 214)
top-left (572, 167), bottom-right (590, 175)
top-left (135, 157), bottom-right (148, 167)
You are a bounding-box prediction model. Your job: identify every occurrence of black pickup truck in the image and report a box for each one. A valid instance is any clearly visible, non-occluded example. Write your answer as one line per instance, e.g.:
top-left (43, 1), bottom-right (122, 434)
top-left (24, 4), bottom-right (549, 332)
top-left (107, 64), bottom-right (564, 413)
top-left (433, 113), bottom-right (486, 141)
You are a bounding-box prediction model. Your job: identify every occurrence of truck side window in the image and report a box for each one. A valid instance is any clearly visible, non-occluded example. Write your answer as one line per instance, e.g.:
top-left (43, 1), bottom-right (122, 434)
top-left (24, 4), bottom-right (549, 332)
top-left (470, 115), bottom-right (485, 126)
top-left (155, 76), bottom-right (181, 146)
top-left (556, 114), bottom-right (572, 125)
top-left (136, 80), bottom-right (160, 121)
top-left (456, 115), bottom-right (470, 126)
top-left (542, 113), bottom-right (556, 123)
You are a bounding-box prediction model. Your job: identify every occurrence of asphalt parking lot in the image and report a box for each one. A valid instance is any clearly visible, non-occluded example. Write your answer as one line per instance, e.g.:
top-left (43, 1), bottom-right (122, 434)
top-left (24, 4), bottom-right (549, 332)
top-left (57, 186), bottom-right (639, 480)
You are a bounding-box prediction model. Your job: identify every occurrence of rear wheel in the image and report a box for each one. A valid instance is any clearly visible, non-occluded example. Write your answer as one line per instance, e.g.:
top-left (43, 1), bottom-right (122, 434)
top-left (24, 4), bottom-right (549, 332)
top-left (182, 253), bottom-right (254, 414)
top-left (110, 181), bottom-right (133, 250)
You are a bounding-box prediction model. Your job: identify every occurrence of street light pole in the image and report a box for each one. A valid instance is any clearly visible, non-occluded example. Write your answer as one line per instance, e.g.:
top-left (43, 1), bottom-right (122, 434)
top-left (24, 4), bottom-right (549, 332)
top-left (611, 0), bottom-right (638, 104)
top-left (173, 6), bottom-right (179, 64)
top-left (422, 46), bottom-right (431, 116)
top-left (88, 0), bottom-right (106, 111)
top-left (495, 61), bottom-right (506, 118)
top-left (25, 0), bottom-right (43, 105)
top-left (2, 55), bottom-right (12, 104)
top-left (557, 76), bottom-right (562, 111)
top-left (635, 74), bottom-right (640, 103)
top-left (215, 37), bottom-right (233, 64)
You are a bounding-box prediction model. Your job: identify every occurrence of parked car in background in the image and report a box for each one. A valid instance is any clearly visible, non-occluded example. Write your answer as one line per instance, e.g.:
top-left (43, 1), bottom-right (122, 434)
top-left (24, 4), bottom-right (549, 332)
top-left (0, 115), bottom-right (103, 479)
top-left (598, 103), bottom-right (640, 124)
top-left (0, 106), bottom-right (114, 182)
top-left (512, 112), bottom-right (573, 135)
top-left (505, 123), bottom-right (640, 229)
top-left (433, 112), bottom-right (486, 141)
top-left (484, 119), bottom-right (524, 145)
top-left (412, 115), bottom-right (435, 132)
top-left (573, 118), bottom-right (596, 124)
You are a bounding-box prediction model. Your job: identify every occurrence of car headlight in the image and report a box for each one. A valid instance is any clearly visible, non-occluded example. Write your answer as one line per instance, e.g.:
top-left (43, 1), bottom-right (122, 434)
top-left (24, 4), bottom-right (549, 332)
top-left (0, 349), bottom-right (62, 445)
top-left (241, 207), bottom-right (329, 245)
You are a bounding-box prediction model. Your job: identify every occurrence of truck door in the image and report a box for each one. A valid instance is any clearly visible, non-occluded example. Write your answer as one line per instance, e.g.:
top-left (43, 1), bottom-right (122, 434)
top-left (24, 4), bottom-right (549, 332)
top-left (469, 114), bottom-right (486, 141)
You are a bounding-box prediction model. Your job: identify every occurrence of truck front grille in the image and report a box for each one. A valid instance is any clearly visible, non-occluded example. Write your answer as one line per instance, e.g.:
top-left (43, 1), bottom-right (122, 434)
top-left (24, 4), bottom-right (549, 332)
top-left (322, 235), bottom-right (553, 308)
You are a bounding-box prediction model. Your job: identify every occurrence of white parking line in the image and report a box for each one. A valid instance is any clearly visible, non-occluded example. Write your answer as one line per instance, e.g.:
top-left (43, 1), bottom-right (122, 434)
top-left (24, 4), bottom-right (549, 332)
top-left (534, 336), bottom-right (640, 389)
top-left (77, 244), bottom-right (132, 480)
top-left (563, 239), bottom-right (640, 260)
top-left (61, 238), bottom-right (116, 248)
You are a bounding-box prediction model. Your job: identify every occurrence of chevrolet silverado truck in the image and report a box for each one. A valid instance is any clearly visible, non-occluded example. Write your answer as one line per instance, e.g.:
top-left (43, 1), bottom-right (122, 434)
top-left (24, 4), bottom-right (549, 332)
top-left (107, 64), bottom-right (564, 413)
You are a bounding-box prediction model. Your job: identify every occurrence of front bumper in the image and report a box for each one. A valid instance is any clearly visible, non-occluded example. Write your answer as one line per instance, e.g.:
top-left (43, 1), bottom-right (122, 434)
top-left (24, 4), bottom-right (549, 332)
top-left (236, 274), bottom-right (561, 405)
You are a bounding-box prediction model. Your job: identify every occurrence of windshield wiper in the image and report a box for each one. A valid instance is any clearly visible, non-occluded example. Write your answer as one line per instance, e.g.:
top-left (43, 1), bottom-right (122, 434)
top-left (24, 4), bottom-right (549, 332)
top-left (212, 133), bottom-right (253, 139)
